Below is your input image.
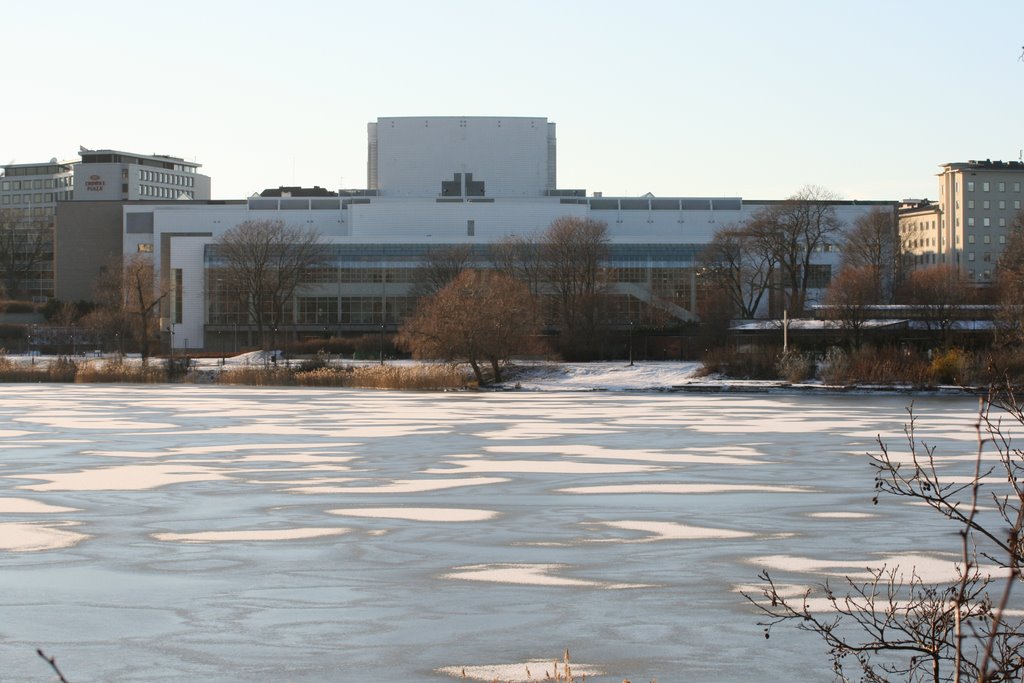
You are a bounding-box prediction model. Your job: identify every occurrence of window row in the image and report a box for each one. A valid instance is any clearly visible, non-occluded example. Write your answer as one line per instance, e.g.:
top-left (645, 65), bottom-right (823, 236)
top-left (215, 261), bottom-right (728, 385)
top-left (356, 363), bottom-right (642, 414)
top-left (139, 185), bottom-right (194, 199)
top-left (966, 234), bottom-right (1006, 245)
top-left (0, 193), bottom-right (67, 205)
top-left (0, 177), bottom-right (72, 191)
top-left (966, 217), bottom-right (1010, 227)
top-left (966, 181), bottom-right (1023, 193)
top-left (207, 296), bottom-right (417, 325)
top-left (966, 199), bottom-right (1022, 210)
top-left (138, 169), bottom-right (194, 186)
top-left (298, 267), bottom-right (412, 284)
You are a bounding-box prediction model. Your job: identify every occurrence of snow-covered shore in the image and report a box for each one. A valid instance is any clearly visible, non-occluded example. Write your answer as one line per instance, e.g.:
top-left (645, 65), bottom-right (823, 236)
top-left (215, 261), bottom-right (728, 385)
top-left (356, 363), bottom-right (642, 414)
top-left (1, 352), bottom-right (977, 393)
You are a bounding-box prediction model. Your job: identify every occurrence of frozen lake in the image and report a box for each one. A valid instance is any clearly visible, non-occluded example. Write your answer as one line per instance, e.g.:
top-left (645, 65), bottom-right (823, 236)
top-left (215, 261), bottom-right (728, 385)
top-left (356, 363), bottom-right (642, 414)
top-left (0, 385), bottom-right (985, 681)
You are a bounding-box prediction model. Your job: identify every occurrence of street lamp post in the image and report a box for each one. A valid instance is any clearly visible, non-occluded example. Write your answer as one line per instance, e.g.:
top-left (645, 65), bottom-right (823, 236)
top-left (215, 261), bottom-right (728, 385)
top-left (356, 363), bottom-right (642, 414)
top-left (628, 320), bottom-right (634, 367)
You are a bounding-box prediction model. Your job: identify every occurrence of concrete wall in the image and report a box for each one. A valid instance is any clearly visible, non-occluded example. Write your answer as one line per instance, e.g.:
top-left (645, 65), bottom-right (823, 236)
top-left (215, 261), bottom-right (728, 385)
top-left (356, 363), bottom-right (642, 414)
top-left (373, 117), bottom-right (553, 198)
top-left (54, 201), bottom-right (125, 301)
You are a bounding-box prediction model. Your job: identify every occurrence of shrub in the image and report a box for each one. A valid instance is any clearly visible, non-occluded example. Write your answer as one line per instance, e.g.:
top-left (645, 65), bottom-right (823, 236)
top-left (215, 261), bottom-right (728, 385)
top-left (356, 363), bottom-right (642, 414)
top-left (817, 347), bottom-right (848, 385)
top-left (820, 346), bottom-right (931, 387)
top-left (0, 324), bottom-right (27, 340)
top-left (165, 357), bottom-right (192, 382)
top-left (977, 348), bottom-right (1024, 387)
top-left (929, 348), bottom-right (969, 385)
top-left (47, 357), bottom-right (78, 382)
top-left (775, 351), bottom-right (815, 383)
top-left (351, 334), bottom-right (397, 360)
top-left (298, 351), bottom-right (330, 372)
top-left (2, 301), bottom-right (36, 314)
top-left (284, 337), bottom-right (356, 356)
top-left (699, 345), bottom-right (783, 380)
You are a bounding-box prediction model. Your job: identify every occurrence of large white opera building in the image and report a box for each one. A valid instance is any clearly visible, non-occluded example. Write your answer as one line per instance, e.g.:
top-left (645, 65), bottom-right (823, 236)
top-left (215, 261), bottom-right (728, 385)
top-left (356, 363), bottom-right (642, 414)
top-left (55, 116), bottom-right (894, 351)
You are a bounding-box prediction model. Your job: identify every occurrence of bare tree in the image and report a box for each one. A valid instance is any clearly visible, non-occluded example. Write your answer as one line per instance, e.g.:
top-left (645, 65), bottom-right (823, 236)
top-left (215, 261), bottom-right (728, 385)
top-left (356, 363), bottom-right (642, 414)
top-left (897, 264), bottom-right (972, 342)
top-left (994, 209), bottom-right (1024, 345)
top-left (0, 208), bottom-right (50, 299)
top-left (842, 206), bottom-right (903, 303)
top-left (699, 224), bottom-right (776, 319)
top-left (748, 186), bottom-right (843, 316)
top-left (540, 216), bottom-right (610, 357)
top-left (823, 265), bottom-right (883, 348)
top-left (747, 392), bottom-right (1024, 682)
top-left (397, 269), bottom-right (544, 384)
top-left (213, 220), bottom-right (326, 349)
top-left (82, 254), bottom-right (166, 359)
top-left (410, 244), bottom-right (476, 298)
top-left (491, 234), bottom-right (544, 295)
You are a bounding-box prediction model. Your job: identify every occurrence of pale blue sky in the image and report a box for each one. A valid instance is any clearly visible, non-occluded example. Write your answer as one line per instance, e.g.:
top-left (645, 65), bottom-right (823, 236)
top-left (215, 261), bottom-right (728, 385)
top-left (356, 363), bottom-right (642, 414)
top-left (2, 0), bottom-right (1022, 201)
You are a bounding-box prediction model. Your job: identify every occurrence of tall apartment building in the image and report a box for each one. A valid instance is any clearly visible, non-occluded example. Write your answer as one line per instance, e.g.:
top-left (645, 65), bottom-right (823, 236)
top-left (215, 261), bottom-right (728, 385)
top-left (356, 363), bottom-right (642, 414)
top-left (900, 160), bottom-right (1024, 282)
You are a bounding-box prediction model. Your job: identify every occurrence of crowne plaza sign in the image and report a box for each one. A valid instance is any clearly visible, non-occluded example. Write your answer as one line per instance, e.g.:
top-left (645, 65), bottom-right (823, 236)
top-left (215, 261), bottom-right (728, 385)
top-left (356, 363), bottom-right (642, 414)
top-left (85, 174), bottom-right (105, 191)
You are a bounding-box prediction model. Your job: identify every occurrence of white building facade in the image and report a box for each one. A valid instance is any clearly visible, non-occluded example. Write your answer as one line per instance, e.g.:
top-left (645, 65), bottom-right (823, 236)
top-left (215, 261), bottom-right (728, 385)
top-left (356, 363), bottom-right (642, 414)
top-left (87, 117), bottom-right (890, 350)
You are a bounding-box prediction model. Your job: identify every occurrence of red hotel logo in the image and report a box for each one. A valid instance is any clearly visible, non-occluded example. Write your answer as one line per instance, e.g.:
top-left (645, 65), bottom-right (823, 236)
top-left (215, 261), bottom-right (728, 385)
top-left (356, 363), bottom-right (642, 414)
top-left (85, 174), bottom-right (105, 191)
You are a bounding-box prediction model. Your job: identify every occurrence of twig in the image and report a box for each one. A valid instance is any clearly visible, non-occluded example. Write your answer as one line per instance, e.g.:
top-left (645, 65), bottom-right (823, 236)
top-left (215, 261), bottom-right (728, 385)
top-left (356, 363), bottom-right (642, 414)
top-left (36, 648), bottom-right (70, 683)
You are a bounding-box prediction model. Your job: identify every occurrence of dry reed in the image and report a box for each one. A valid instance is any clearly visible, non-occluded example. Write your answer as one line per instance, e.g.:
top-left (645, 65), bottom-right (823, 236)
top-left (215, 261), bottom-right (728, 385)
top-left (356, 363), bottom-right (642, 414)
top-left (75, 359), bottom-right (168, 383)
top-left (345, 364), bottom-right (471, 390)
top-left (218, 363), bottom-right (473, 390)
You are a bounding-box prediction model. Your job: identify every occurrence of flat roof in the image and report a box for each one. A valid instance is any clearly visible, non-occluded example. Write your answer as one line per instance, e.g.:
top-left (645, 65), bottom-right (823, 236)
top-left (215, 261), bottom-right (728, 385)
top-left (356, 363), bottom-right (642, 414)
top-left (2, 160), bottom-right (77, 172)
top-left (79, 148), bottom-right (202, 168)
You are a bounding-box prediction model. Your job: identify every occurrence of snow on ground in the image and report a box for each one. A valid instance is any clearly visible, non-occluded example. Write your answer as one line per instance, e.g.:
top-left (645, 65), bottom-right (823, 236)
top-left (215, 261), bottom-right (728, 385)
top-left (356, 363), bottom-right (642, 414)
top-left (501, 360), bottom-right (704, 390)
top-left (4, 352), bottom-right (956, 392)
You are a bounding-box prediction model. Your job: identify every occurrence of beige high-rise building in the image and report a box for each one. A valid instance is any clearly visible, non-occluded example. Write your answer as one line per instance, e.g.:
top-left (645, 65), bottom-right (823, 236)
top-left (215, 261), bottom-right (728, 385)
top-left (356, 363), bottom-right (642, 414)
top-left (900, 160), bottom-right (1024, 283)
